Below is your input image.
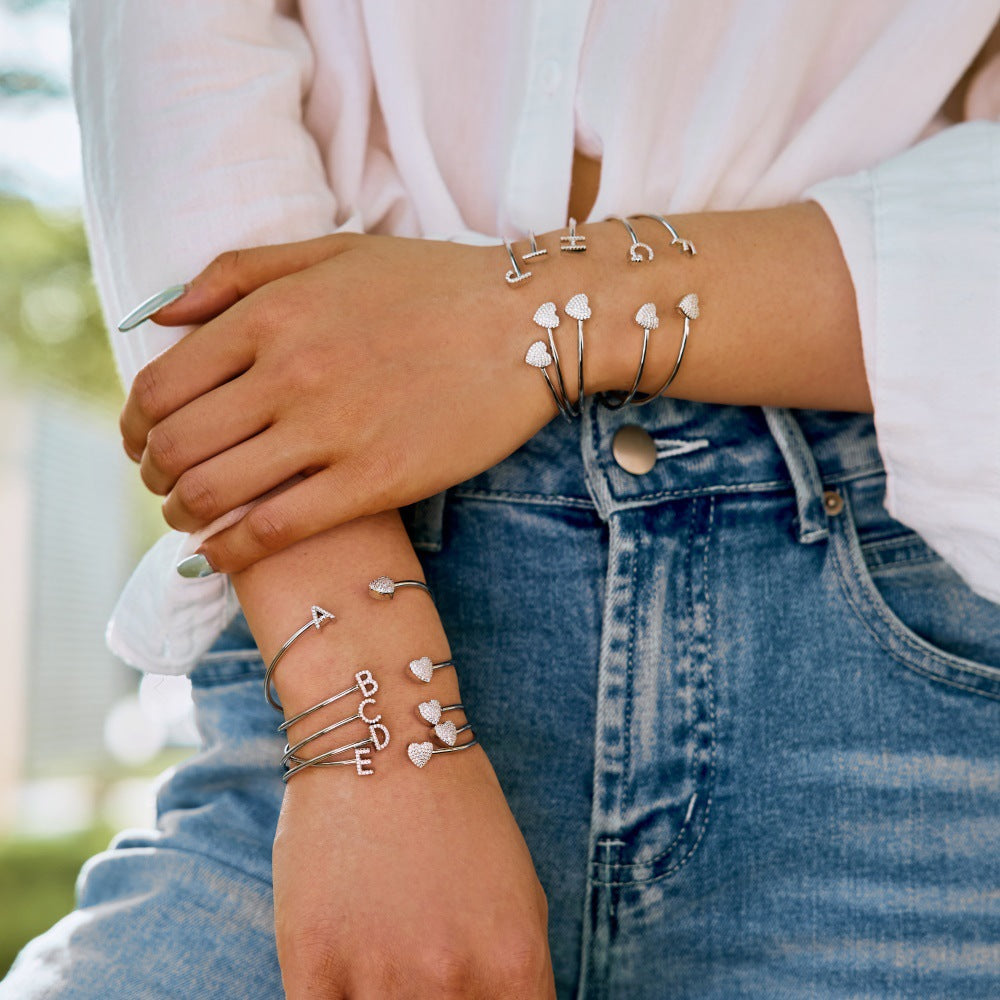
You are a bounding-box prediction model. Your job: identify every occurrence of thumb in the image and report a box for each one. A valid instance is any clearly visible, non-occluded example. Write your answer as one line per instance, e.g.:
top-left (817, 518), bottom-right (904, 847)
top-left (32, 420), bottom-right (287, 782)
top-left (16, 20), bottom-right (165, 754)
top-left (118, 233), bottom-right (356, 331)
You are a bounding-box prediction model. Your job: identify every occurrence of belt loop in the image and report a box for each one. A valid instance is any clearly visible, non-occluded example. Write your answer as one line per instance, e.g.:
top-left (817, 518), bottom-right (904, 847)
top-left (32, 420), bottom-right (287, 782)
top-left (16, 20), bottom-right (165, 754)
top-left (762, 407), bottom-right (828, 545)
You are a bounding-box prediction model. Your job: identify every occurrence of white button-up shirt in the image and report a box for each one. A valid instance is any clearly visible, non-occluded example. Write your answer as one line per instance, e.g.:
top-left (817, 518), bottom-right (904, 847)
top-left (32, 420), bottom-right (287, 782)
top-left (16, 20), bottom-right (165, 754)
top-left (69, 0), bottom-right (1000, 673)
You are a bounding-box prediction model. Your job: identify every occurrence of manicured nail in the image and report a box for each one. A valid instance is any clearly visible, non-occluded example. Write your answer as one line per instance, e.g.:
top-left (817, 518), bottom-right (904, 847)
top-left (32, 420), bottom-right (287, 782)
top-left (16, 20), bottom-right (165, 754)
top-left (176, 553), bottom-right (215, 578)
top-left (118, 283), bottom-right (188, 332)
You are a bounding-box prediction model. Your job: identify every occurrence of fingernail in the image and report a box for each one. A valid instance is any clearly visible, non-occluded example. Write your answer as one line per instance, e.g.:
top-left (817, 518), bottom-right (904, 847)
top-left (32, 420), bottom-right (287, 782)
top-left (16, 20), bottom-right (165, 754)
top-left (118, 283), bottom-right (189, 332)
top-left (176, 553), bottom-right (216, 578)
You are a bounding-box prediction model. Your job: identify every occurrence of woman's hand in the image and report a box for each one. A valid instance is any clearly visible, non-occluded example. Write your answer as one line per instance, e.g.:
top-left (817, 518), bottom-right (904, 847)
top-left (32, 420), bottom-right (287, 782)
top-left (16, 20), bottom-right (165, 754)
top-left (119, 232), bottom-right (585, 573)
top-left (274, 752), bottom-right (555, 999)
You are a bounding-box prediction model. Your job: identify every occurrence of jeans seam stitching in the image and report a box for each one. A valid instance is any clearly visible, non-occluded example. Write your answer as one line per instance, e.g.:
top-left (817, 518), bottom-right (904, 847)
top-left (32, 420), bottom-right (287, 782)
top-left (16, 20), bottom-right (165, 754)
top-left (830, 501), bottom-right (1000, 698)
top-left (622, 524), bottom-right (638, 815)
top-left (449, 488), bottom-right (594, 509)
top-left (591, 496), bottom-right (718, 884)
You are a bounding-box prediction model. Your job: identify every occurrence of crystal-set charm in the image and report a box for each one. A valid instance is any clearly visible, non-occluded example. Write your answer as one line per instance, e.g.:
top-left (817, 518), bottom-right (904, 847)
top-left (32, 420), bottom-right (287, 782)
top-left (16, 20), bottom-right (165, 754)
top-left (368, 576), bottom-right (395, 599)
top-left (409, 656), bottom-right (435, 683)
top-left (418, 699), bottom-right (443, 725)
top-left (408, 741), bottom-right (434, 768)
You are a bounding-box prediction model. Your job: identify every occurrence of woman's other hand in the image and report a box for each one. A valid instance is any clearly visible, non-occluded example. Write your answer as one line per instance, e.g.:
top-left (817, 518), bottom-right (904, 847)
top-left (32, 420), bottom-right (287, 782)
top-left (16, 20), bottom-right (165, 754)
top-left (119, 233), bottom-right (581, 573)
top-left (273, 737), bottom-right (556, 999)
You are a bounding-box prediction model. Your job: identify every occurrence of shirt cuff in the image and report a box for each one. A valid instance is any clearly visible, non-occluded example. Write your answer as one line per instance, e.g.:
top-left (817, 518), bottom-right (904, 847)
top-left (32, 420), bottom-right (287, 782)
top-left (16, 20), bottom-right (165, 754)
top-left (803, 121), bottom-right (1000, 605)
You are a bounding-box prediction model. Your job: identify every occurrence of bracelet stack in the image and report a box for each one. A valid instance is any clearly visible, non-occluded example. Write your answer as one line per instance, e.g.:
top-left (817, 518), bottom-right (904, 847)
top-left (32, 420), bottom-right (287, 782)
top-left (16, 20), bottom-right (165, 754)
top-left (508, 214), bottom-right (701, 416)
top-left (266, 575), bottom-right (477, 781)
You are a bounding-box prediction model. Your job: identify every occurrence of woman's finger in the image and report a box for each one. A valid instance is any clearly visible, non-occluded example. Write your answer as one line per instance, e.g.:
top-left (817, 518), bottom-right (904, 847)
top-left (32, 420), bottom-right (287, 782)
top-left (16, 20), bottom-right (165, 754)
top-left (145, 233), bottom-right (359, 327)
top-left (140, 370), bottom-right (272, 496)
top-left (194, 464), bottom-right (380, 574)
top-left (162, 425), bottom-right (317, 534)
top-left (120, 309), bottom-right (257, 458)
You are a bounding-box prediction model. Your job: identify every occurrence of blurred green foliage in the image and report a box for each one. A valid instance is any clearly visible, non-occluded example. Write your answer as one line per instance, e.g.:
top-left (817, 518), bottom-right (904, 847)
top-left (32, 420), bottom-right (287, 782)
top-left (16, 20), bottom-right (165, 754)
top-left (0, 826), bottom-right (113, 976)
top-left (0, 195), bottom-right (122, 408)
top-left (0, 195), bottom-right (166, 547)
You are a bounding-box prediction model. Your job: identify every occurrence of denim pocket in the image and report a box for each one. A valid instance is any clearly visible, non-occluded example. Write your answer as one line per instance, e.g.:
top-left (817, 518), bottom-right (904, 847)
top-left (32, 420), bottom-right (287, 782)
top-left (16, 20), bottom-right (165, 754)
top-left (828, 472), bottom-right (1000, 701)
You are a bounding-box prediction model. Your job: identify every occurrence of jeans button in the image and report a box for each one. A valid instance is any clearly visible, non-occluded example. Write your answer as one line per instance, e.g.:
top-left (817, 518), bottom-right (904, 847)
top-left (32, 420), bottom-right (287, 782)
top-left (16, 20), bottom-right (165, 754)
top-left (612, 425), bottom-right (657, 475)
top-left (823, 489), bottom-right (845, 515)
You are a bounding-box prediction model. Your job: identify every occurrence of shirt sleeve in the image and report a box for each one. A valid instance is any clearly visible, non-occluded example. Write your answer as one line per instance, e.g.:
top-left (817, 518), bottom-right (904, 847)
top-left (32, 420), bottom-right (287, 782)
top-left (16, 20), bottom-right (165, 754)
top-left (69, 0), bottom-right (349, 388)
top-left (69, 0), bottom-right (362, 673)
top-left (803, 119), bottom-right (1000, 605)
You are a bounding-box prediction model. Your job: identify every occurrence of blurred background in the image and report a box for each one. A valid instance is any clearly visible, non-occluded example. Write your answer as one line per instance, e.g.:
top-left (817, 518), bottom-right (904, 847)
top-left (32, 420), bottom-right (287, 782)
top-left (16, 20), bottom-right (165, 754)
top-left (0, 0), bottom-right (199, 973)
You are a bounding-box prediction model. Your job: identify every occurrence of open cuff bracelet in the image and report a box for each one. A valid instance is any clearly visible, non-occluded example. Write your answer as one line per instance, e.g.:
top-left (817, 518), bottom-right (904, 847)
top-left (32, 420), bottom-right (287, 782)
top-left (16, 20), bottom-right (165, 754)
top-left (264, 605), bottom-right (337, 711)
top-left (368, 576), bottom-right (432, 601)
top-left (282, 731), bottom-right (388, 781)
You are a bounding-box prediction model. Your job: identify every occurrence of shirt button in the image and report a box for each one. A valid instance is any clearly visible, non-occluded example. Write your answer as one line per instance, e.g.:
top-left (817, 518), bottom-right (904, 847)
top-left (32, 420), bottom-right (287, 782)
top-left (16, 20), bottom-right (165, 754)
top-left (539, 59), bottom-right (563, 95)
top-left (612, 425), bottom-right (657, 476)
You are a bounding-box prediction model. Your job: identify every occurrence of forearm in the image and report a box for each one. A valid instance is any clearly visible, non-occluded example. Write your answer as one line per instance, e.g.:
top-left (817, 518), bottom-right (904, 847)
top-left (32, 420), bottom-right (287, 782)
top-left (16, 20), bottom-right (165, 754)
top-left (530, 202), bottom-right (870, 413)
top-left (233, 511), bottom-right (553, 996)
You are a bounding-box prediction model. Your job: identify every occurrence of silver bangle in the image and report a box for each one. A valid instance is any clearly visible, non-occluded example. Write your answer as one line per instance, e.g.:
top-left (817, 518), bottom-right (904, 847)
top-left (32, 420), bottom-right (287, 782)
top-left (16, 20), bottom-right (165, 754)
top-left (282, 733), bottom-right (382, 781)
top-left (532, 302), bottom-right (575, 418)
top-left (279, 672), bottom-right (385, 764)
top-left (503, 238), bottom-right (531, 286)
top-left (408, 655), bottom-right (456, 683)
top-left (631, 293), bottom-right (700, 405)
top-left (525, 339), bottom-right (573, 421)
top-left (277, 668), bottom-right (379, 732)
top-left (559, 217), bottom-right (587, 252)
top-left (368, 576), bottom-right (432, 601)
top-left (565, 293), bottom-right (591, 412)
top-left (264, 605), bottom-right (337, 711)
top-left (599, 303), bottom-right (660, 410)
top-left (635, 213), bottom-right (697, 256)
top-left (282, 711), bottom-right (389, 767)
top-left (610, 216), bottom-right (654, 262)
top-left (522, 230), bottom-right (547, 260)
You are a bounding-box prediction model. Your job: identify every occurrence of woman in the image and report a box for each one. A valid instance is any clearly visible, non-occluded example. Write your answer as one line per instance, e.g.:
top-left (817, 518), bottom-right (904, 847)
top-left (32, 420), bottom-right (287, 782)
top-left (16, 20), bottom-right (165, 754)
top-left (4, 2), bottom-right (1000, 997)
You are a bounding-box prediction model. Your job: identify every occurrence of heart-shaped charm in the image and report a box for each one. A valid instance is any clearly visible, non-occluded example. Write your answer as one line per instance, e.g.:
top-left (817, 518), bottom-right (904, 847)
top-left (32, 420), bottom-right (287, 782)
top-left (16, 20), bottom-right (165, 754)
top-left (532, 301), bottom-right (560, 329)
top-left (677, 292), bottom-right (699, 320)
top-left (368, 575), bottom-right (394, 598)
top-left (434, 720), bottom-right (458, 746)
top-left (525, 341), bottom-right (553, 368)
top-left (418, 699), bottom-right (442, 725)
top-left (565, 293), bottom-right (591, 321)
top-left (635, 302), bottom-right (659, 330)
top-left (408, 656), bottom-right (434, 683)
top-left (407, 741), bottom-right (434, 768)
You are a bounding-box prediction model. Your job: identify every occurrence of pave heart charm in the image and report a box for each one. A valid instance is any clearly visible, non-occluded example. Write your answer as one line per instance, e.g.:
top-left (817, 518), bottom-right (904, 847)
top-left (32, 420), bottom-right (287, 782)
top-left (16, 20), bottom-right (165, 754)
top-left (408, 741), bottom-right (434, 768)
top-left (408, 656), bottom-right (435, 683)
top-left (418, 699), bottom-right (442, 725)
top-left (635, 302), bottom-right (659, 330)
top-left (565, 293), bottom-right (591, 321)
top-left (368, 576), bottom-right (395, 598)
top-left (677, 292), bottom-right (700, 320)
top-left (525, 341), bottom-right (553, 368)
top-left (533, 301), bottom-right (559, 329)
top-left (434, 720), bottom-right (458, 746)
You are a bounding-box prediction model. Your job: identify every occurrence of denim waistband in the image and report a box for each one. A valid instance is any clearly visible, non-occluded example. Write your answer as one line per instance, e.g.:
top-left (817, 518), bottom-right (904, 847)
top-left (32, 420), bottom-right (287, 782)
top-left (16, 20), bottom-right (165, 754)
top-left (405, 401), bottom-right (884, 551)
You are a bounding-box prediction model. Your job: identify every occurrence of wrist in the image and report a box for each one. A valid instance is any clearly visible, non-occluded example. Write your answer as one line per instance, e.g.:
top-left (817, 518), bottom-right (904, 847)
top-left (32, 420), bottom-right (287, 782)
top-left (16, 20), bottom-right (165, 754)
top-left (496, 217), bottom-right (708, 402)
top-left (233, 510), bottom-right (472, 782)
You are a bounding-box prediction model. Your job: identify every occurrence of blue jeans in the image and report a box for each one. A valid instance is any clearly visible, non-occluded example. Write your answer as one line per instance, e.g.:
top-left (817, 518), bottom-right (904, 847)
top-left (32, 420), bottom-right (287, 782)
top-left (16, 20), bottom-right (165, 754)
top-left (5, 401), bottom-right (1000, 999)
